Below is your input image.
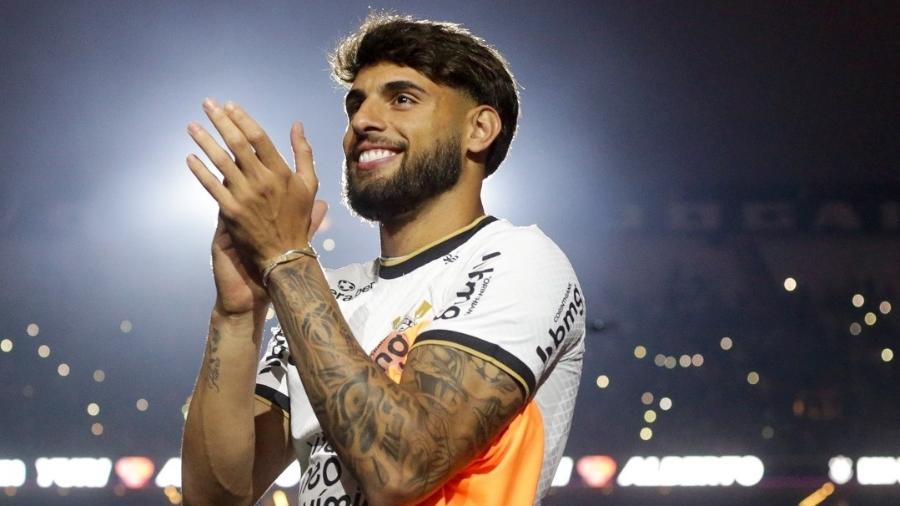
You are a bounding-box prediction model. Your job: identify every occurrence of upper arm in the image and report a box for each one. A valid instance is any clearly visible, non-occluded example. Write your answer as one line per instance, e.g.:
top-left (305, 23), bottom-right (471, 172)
top-left (250, 397), bottom-right (294, 502)
top-left (396, 344), bottom-right (526, 491)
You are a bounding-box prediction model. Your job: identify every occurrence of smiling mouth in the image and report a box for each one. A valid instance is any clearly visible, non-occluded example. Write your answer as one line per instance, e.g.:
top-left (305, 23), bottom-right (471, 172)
top-left (356, 149), bottom-right (402, 170)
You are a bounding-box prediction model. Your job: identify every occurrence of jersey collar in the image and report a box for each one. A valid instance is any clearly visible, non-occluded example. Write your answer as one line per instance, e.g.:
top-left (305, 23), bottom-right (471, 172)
top-left (378, 215), bottom-right (498, 279)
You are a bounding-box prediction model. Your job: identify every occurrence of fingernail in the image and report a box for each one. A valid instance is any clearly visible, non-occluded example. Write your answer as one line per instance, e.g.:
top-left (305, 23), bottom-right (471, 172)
top-left (224, 101), bottom-right (236, 112)
top-left (187, 122), bottom-right (201, 134)
top-left (203, 97), bottom-right (216, 111)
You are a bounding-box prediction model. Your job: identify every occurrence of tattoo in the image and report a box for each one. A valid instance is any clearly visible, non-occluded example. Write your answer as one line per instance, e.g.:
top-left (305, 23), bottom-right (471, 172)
top-left (207, 328), bottom-right (221, 392)
top-left (267, 259), bottom-right (525, 501)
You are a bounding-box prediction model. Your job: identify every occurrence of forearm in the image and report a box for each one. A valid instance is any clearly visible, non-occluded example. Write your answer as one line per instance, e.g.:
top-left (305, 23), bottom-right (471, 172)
top-left (267, 259), bottom-right (456, 505)
top-left (182, 306), bottom-right (266, 505)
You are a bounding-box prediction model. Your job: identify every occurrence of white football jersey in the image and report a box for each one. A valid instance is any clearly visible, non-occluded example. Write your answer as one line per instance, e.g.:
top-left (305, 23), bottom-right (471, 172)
top-left (256, 216), bottom-right (585, 505)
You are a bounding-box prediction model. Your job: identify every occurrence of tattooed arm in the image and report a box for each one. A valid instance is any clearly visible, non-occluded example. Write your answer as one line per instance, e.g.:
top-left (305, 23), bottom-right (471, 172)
top-left (267, 257), bottom-right (526, 506)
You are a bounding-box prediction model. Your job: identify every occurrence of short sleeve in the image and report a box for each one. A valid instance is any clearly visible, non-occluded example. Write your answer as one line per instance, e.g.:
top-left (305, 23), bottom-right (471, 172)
top-left (255, 324), bottom-right (292, 416)
top-left (413, 227), bottom-right (586, 399)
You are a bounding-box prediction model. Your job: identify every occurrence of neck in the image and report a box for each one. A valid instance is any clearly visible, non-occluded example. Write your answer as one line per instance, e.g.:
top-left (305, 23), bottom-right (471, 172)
top-left (378, 184), bottom-right (485, 259)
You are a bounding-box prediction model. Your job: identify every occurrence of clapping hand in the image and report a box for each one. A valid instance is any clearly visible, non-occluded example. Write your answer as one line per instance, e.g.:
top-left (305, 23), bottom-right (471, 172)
top-left (187, 99), bottom-right (327, 314)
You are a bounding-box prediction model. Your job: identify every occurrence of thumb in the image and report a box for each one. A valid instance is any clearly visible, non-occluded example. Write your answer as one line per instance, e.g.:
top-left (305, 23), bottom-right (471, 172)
top-left (308, 199), bottom-right (329, 242)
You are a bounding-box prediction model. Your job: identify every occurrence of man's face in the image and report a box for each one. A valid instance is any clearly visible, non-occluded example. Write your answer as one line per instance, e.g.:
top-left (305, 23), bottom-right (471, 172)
top-left (341, 62), bottom-right (472, 222)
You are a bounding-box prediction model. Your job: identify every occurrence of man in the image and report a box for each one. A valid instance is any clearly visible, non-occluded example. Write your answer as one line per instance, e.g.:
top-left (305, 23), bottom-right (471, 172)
top-left (181, 13), bottom-right (585, 506)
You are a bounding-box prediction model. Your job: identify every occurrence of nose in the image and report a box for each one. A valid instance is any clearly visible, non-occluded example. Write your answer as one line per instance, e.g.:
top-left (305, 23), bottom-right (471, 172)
top-left (349, 97), bottom-right (386, 136)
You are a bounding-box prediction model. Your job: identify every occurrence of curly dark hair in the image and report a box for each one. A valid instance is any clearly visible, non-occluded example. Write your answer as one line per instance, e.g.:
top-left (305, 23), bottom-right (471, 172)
top-left (330, 13), bottom-right (520, 177)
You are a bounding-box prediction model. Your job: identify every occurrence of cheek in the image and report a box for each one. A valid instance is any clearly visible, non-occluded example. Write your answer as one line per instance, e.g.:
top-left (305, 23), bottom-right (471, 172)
top-left (342, 129), bottom-right (354, 156)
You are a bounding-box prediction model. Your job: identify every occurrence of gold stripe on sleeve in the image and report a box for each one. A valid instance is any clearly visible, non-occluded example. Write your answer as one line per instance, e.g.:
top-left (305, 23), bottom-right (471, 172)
top-left (255, 394), bottom-right (290, 419)
top-left (410, 339), bottom-right (531, 398)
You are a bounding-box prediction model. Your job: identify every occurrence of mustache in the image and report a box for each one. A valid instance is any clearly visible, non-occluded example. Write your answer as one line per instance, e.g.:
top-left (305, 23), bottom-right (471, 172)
top-left (352, 134), bottom-right (408, 154)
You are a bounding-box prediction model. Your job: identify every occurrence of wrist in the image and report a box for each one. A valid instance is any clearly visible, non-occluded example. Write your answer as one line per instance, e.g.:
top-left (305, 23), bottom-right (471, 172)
top-left (211, 302), bottom-right (268, 325)
top-left (260, 245), bottom-right (319, 287)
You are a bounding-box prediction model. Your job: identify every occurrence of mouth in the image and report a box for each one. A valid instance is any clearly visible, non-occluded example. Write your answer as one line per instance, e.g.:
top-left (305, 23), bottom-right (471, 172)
top-left (356, 148), bottom-right (402, 171)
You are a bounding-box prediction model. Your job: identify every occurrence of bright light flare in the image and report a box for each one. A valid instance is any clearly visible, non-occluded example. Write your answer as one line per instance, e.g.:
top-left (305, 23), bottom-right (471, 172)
top-left (783, 277), bottom-right (797, 291)
top-left (552, 456), bottom-right (574, 487)
top-left (798, 482), bottom-right (835, 506)
top-left (273, 490), bottom-right (289, 506)
top-left (155, 459), bottom-right (181, 488)
top-left (36, 457), bottom-right (112, 488)
top-left (865, 312), bottom-right (877, 326)
top-left (0, 460), bottom-right (26, 487)
top-left (828, 456), bottom-right (853, 485)
top-left (617, 455), bottom-right (764, 487)
top-left (576, 455), bottom-right (618, 487)
top-left (747, 371), bottom-right (760, 385)
top-left (114, 457), bottom-right (155, 489)
top-left (596, 375), bottom-right (610, 389)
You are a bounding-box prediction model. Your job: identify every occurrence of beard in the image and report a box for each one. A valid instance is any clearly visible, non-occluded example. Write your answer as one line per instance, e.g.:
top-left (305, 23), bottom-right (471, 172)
top-left (342, 135), bottom-right (462, 223)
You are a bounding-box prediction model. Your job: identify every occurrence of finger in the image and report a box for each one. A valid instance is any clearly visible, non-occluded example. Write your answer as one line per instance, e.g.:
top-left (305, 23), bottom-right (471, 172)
top-left (186, 154), bottom-right (240, 214)
top-left (291, 121), bottom-right (317, 187)
top-left (203, 98), bottom-right (265, 179)
top-left (188, 122), bottom-right (247, 187)
top-left (307, 199), bottom-right (329, 242)
top-left (223, 102), bottom-right (292, 177)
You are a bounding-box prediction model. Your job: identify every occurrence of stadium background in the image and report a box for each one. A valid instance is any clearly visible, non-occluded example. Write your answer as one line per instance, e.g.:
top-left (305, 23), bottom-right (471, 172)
top-left (1, 1), bottom-right (898, 504)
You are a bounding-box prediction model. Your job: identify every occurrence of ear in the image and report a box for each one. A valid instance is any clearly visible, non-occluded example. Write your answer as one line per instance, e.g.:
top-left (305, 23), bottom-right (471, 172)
top-left (463, 105), bottom-right (502, 160)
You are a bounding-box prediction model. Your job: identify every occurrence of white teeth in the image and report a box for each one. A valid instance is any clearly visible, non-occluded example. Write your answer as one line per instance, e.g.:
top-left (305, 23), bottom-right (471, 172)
top-left (358, 149), bottom-right (397, 164)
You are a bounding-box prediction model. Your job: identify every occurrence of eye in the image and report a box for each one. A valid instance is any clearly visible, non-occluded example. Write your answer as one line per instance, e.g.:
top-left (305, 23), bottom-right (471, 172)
top-left (393, 94), bottom-right (416, 106)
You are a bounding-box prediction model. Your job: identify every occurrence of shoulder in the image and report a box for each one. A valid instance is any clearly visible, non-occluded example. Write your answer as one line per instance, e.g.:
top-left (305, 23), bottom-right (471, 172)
top-left (321, 260), bottom-right (379, 298)
top-left (322, 260), bottom-right (378, 281)
top-left (464, 219), bottom-right (577, 277)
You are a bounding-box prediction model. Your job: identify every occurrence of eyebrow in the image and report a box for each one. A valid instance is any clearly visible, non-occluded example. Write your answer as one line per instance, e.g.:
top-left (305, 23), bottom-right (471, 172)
top-left (345, 80), bottom-right (429, 114)
top-left (382, 80), bottom-right (428, 95)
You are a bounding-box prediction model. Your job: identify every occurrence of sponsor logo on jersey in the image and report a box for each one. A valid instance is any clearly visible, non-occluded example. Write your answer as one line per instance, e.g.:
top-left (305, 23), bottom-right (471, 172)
top-left (331, 280), bottom-right (376, 302)
top-left (537, 284), bottom-right (585, 363)
top-left (371, 304), bottom-right (432, 382)
top-left (301, 432), bottom-right (368, 505)
top-left (443, 252), bottom-right (459, 264)
top-left (435, 251), bottom-right (501, 320)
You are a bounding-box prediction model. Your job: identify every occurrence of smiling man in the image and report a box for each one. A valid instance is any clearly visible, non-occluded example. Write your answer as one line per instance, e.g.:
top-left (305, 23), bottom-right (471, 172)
top-left (181, 14), bottom-right (585, 506)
